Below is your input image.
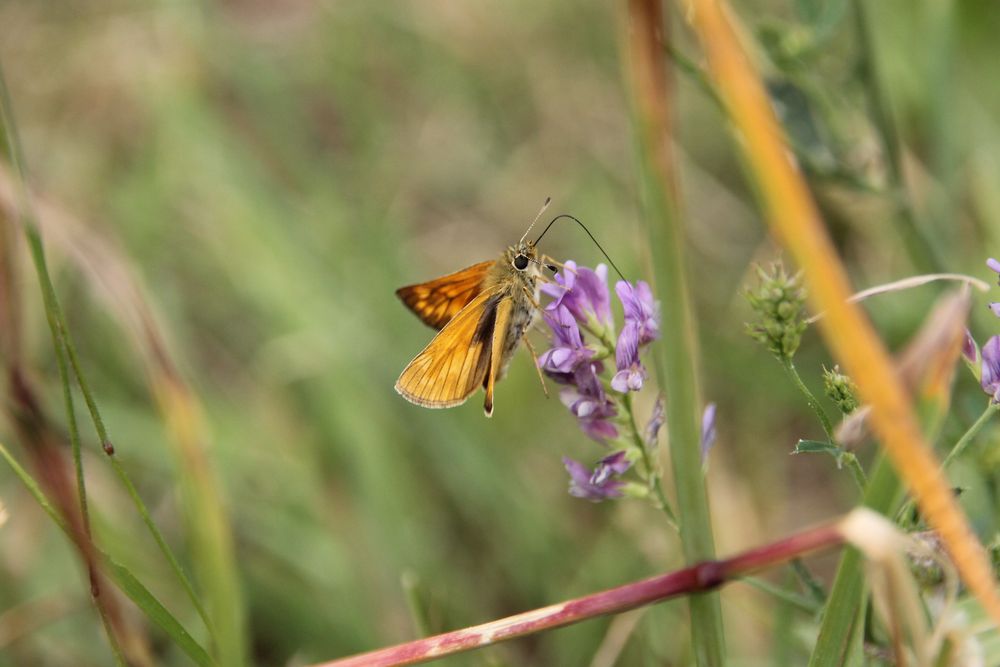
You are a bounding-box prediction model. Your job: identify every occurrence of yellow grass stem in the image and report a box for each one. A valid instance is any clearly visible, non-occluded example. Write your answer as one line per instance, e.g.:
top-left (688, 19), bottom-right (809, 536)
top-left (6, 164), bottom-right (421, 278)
top-left (681, 0), bottom-right (1000, 624)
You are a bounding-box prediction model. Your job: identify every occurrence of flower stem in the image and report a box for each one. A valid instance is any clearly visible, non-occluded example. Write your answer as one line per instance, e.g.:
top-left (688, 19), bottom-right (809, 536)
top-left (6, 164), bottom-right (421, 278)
top-left (790, 558), bottom-right (827, 605)
top-left (896, 401), bottom-right (1000, 526)
top-left (839, 452), bottom-right (868, 494)
top-left (622, 393), bottom-right (677, 528)
top-left (783, 359), bottom-right (866, 491)
top-left (743, 576), bottom-right (821, 614)
top-left (782, 359), bottom-right (836, 442)
top-left (941, 401), bottom-right (1000, 470)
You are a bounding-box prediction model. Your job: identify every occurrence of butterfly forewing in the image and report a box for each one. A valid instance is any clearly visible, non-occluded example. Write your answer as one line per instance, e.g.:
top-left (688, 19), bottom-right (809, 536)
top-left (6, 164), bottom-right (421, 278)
top-left (396, 261), bottom-right (493, 330)
top-left (396, 286), bottom-right (506, 408)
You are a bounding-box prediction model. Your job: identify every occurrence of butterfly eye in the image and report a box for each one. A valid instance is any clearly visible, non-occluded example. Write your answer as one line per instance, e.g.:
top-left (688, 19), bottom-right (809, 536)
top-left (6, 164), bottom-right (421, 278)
top-left (513, 254), bottom-right (529, 271)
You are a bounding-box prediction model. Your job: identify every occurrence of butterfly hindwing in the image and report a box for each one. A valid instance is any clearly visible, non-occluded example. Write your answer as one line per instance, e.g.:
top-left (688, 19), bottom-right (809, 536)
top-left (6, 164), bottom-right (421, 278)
top-left (395, 261), bottom-right (493, 330)
top-left (395, 286), bottom-right (506, 409)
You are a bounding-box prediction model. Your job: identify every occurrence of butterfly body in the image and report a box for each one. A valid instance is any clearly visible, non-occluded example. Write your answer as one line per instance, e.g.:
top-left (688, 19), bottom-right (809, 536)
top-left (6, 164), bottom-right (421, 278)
top-left (395, 242), bottom-right (542, 417)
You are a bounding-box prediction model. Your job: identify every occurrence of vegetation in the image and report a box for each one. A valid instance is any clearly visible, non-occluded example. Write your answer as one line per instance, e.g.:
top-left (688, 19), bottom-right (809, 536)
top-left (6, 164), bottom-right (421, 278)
top-left (1, 1), bottom-right (1000, 665)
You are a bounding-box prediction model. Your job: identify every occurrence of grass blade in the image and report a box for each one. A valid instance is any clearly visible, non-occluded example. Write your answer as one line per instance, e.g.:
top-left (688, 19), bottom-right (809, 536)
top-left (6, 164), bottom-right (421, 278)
top-left (0, 442), bottom-right (215, 667)
top-left (620, 0), bottom-right (726, 663)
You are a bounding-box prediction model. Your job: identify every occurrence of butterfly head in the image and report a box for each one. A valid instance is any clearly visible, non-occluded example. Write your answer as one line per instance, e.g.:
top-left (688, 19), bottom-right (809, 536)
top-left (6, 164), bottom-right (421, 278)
top-left (510, 241), bottom-right (537, 272)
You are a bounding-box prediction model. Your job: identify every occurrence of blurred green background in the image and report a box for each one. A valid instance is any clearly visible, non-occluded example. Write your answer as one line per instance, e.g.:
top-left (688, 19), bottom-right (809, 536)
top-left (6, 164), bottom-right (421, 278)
top-left (1, 1), bottom-right (1000, 665)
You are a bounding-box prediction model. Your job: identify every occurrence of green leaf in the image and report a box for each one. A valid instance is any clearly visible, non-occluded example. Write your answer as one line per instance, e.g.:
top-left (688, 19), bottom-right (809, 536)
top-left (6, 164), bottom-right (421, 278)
top-left (102, 556), bottom-right (216, 667)
top-left (0, 442), bottom-right (215, 667)
top-left (793, 439), bottom-right (844, 456)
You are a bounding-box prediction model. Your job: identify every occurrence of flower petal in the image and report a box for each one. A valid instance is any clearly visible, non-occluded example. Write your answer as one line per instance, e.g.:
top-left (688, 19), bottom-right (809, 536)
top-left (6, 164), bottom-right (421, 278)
top-left (981, 335), bottom-right (1000, 399)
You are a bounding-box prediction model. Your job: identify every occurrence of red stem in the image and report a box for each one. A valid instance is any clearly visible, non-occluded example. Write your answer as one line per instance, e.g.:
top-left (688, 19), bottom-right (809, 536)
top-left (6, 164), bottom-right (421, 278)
top-left (313, 520), bottom-right (844, 667)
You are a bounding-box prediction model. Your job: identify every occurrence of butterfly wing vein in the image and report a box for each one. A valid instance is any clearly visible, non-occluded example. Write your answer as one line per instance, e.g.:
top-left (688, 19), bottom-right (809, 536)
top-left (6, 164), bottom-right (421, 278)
top-left (395, 261), bottom-right (492, 330)
top-left (395, 287), bottom-right (507, 408)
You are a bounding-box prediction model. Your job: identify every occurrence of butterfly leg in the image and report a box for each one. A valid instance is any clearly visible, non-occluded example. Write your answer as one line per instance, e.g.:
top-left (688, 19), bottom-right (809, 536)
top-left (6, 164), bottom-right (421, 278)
top-left (521, 286), bottom-right (544, 310)
top-left (536, 275), bottom-right (571, 294)
top-left (523, 337), bottom-right (550, 398)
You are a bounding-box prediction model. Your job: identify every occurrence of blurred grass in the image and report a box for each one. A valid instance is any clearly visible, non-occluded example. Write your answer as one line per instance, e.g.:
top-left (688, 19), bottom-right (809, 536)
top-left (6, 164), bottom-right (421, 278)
top-left (0, 0), bottom-right (999, 665)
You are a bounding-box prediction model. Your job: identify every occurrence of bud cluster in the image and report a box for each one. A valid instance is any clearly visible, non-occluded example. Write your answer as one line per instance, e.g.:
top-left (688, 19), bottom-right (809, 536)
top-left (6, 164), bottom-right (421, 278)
top-left (745, 263), bottom-right (808, 361)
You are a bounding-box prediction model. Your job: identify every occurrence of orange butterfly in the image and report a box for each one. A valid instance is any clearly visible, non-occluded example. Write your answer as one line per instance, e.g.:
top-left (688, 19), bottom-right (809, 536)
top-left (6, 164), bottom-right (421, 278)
top-left (395, 205), bottom-right (555, 417)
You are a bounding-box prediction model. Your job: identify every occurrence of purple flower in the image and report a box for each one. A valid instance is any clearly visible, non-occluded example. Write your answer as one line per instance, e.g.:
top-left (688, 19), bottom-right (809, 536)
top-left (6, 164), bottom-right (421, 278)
top-left (982, 336), bottom-right (1000, 401)
top-left (538, 305), bottom-right (595, 375)
top-left (644, 395), bottom-right (665, 448)
top-left (560, 364), bottom-right (619, 441)
top-left (989, 303), bottom-right (1000, 318)
top-left (611, 281), bottom-right (659, 393)
top-left (541, 261), bottom-right (613, 330)
top-left (563, 451), bottom-right (632, 501)
top-left (988, 257), bottom-right (1000, 281)
top-left (701, 403), bottom-right (717, 464)
top-left (611, 325), bottom-right (646, 392)
top-left (616, 281), bottom-right (659, 344)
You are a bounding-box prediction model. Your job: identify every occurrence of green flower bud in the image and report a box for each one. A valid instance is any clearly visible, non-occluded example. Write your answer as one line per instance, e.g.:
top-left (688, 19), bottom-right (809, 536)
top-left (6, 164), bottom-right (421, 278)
top-left (744, 263), bottom-right (807, 361)
top-left (823, 365), bottom-right (859, 414)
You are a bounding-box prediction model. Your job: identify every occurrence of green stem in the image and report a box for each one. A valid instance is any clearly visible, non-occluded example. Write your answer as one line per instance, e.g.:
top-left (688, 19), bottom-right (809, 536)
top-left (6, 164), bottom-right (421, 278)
top-left (783, 359), bottom-right (836, 442)
top-left (622, 392), bottom-right (677, 528)
top-left (897, 401), bottom-right (1000, 526)
top-left (0, 442), bottom-right (216, 667)
top-left (790, 558), bottom-right (827, 605)
top-left (0, 62), bottom-right (128, 666)
top-left (401, 571), bottom-right (432, 637)
top-left (839, 452), bottom-right (868, 494)
top-left (0, 62), bottom-right (217, 647)
top-left (644, 119), bottom-right (727, 667)
top-left (942, 401), bottom-right (1000, 470)
top-left (622, 1), bottom-right (726, 661)
top-left (743, 576), bottom-right (821, 614)
top-left (784, 359), bottom-right (867, 491)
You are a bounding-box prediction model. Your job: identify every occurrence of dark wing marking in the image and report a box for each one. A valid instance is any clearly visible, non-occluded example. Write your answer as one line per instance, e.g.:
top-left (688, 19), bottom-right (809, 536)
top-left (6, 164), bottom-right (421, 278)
top-left (396, 261), bottom-right (493, 330)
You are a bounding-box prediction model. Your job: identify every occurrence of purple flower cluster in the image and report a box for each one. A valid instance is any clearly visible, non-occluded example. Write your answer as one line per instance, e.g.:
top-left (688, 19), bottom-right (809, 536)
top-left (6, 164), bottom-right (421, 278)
top-left (540, 261), bottom-right (672, 502)
top-left (539, 263), bottom-right (661, 442)
top-left (540, 264), bottom-right (659, 394)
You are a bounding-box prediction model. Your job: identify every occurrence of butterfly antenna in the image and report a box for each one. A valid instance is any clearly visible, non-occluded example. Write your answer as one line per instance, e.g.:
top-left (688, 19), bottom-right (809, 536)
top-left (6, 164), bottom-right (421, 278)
top-left (533, 214), bottom-right (627, 281)
top-left (519, 196), bottom-right (552, 246)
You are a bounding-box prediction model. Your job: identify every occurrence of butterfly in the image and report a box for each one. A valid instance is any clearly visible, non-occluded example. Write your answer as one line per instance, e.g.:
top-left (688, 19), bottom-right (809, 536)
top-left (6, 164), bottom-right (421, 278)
top-left (395, 204), bottom-right (558, 417)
